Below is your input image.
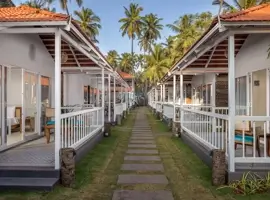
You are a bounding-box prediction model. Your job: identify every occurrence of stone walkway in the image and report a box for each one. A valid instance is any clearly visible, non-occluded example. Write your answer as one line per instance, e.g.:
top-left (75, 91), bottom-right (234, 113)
top-left (112, 108), bottom-right (174, 200)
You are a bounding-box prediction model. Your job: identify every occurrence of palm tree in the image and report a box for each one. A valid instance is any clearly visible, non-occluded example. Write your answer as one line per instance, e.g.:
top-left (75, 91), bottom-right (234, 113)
top-left (119, 53), bottom-right (133, 73)
top-left (21, 0), bottom-right (55, 11)
top-left (59, 0), bottom-right (83, 15)
top-left (74, 7), bottom-right (101, 43)
top-left (107, 50), bottom-right (119, 70)
top-left (144, 44), bottom-right (170, 83)
top-left (0, 0), bottom-right (14, 7)
top-left (119, 3), bottom-right (144, 60)
top-left (212, 0), bottom-right (270, 12)
top-left (139, 13), bottom-right (163, 53)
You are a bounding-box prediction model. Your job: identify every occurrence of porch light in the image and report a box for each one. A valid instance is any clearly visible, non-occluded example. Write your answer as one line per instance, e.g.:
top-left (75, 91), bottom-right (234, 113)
top-left (61, 52), bottom-right (68, 63)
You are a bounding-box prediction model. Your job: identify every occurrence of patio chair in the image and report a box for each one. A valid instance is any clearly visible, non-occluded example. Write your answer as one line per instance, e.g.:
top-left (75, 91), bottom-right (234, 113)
top-left (44, 107), bottom-right (55, 144)
top-left (234, 120), bottom-right (261, 156)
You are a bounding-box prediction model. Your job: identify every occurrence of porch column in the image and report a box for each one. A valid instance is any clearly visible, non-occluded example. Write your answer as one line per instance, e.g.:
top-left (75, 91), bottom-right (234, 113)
top-left (212, 75), bottom-right (216, 135)
top-left (228, 35), bottom-right (236, 172)
top-left (113, 76), bottom-right (116, 121)
top-left (163, 83), bottom-right (166, 103)
top-left (96, 77), bottom-right (100, 107)
top-left (101, 67), bottom-right (105, 127)
top-left (54, 30), bottom-right (61, 170)
top-left (160, 84), bottom-right (162, 102)
top-left (173, 75), bottom-right (176, 122)
top-left (63, 72), bottom-right (67, 105)
top-left (121, 83), bottom-right (123, 103)
top-left (108, 74), bottom-right (111, 122)
top-left (180, 74), bottom-right (184, 129)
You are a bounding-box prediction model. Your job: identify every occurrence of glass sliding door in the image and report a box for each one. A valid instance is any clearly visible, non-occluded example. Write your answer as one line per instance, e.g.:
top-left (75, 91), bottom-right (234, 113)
top-left (235, 76), bottom-right (247, 115)
top-left (24, 71), bottom-right (39, 137)
top-left (41, 76), bottom-right (50, 132)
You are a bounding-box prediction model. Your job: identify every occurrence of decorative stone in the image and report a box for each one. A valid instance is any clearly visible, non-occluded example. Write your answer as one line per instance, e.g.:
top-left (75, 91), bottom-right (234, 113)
top-left (172, 122), bottom-right (180, 135)
top-left (60, 148), bottom-right (76, 187)
top-left (116, 114), bottom-right (122, 125)
top-left (104, 122), bottom-right (111, 137)
top-left (212, 149), bottom-right (226, 186)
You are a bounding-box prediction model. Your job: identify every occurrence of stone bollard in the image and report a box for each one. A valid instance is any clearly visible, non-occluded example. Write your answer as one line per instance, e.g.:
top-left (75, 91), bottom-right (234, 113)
top-left (104, 122), bottom-right (111, 137)
top-left (60, 148), bottom-right (76, 187)
top-left (168, 119), bottom-right (173, 131)
top-left (212, 149), bottom-right (226, 186)
top-left (116, 114), bottom-right (122, 125)
top-left (172, 122), bottom-right (180, 136)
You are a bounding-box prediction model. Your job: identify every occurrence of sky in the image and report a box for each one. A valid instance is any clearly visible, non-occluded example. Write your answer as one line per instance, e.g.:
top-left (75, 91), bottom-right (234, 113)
top-left (13, 0), bottom-right (235, 55)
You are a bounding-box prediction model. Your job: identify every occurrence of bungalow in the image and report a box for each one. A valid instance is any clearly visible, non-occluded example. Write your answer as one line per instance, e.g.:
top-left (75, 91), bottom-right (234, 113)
top-left (0, 5), bottom-right (130, 190)
top-left (148, 4), bottom-right (270, 181)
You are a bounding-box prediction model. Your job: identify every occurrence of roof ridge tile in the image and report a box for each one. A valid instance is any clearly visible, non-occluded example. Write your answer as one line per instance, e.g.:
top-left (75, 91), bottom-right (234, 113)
top-left (220, 3), bottom-right (270, 20)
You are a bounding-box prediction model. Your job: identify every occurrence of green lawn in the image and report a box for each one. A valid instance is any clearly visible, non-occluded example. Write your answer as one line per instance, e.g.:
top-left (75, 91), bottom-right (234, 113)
top-left (0, 110), bottom-right (137, 200)
top-left (147, 108), bottom-right (270, 200)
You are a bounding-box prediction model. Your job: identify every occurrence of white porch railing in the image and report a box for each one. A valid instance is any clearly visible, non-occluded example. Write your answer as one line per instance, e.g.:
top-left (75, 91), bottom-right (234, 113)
top-left (156, 102), bottom-right (162, 112)
top-left (180, 106), bottom-right (229, 152)
top-left (115, 103), bottom-right (124, 115)
top-left (60, 107), bottom-right (103, 149)
top-left (233, 116), bottom-right (270, 164)
top-left (163, 103), bottom-right (174, 119)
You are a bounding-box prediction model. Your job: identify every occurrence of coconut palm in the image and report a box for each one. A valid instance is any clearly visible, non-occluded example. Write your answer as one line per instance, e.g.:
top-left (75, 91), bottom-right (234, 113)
top-left (107, 50), bottom-right (119, 70)
top-left (212, 0), bottom-right (270, 12)
top-left (119, 53), bottom-right (133, 73)
top-left (21, 0), bottom-right (55, 11)
top-left (119, 3), bottom-right (144, 59)
top-left (0, 0), bottom-right (14, 7)
top-left (74, 7), bottom-right (101, 43)
top-left (138, 14), bottom-right (163, 53)
top-left (59, 0), bottom-right (83, 15)
top-left (144, 44), bottom-right (170, 83)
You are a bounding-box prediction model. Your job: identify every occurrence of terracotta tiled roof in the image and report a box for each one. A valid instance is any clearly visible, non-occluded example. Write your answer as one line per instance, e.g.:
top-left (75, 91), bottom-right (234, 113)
top-left (118, 71), bottom-right (133, 79)
top-left (0, 5), bottom-right (68, 22)
top-left (220, 3), bottom-right (270, 22)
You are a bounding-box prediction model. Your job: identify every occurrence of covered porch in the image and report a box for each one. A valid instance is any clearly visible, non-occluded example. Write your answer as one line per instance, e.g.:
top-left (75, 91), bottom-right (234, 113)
top-left (0, 6), bottom-right (131, 173)
top-left (148, 5), bottom-right (270, 180)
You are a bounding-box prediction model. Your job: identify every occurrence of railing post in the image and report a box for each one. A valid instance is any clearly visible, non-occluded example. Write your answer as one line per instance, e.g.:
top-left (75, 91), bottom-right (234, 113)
top-left (54, 29), bottom-right (61, 170)
top-left (228, 34), bottom-right (235, 172)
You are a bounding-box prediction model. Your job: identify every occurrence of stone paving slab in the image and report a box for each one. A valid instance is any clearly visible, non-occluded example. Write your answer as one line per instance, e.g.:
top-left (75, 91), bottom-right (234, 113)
top-left (128, 144), bottom-right (157, 148)
top-left (118, 174), bottom-right (168, 184)
top-left (130, 137), bottom-right (154, 140)
top-left (129, 140), bottom-right (155, 144)
top-left (121, 163), bottom-right (164, 171)
top-left (131, 134), bottom-right (153, 137)
top-left (127, 149), bottom-right (158, 154)
top-left (112, 190), bottom-right (174, 200)
top-left (124, 156), bottom-right (161, 161)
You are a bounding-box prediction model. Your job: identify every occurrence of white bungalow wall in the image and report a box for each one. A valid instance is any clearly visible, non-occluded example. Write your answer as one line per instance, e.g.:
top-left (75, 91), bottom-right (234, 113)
top-left (191, 73), bottom-right (215, 105)
top-left (0, 33), bottom-right (55, 107)
top-left (235, 34), bottom-right (270, 120)
top-left (64, 74), bottom-right (97, 105)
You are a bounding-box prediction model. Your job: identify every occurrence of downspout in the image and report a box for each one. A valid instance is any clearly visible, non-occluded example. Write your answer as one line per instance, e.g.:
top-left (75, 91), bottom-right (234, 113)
top-left (217, 0), bottom-right (226, 32)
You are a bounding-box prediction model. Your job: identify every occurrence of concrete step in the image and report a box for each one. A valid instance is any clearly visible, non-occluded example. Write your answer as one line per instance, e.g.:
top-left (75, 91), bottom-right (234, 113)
top-left (0, 177), bottom-right (58, 191)
top-left (128, 144), bottom-right (157, 148)
top-left (124, 155), bottom-right (161, 161)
